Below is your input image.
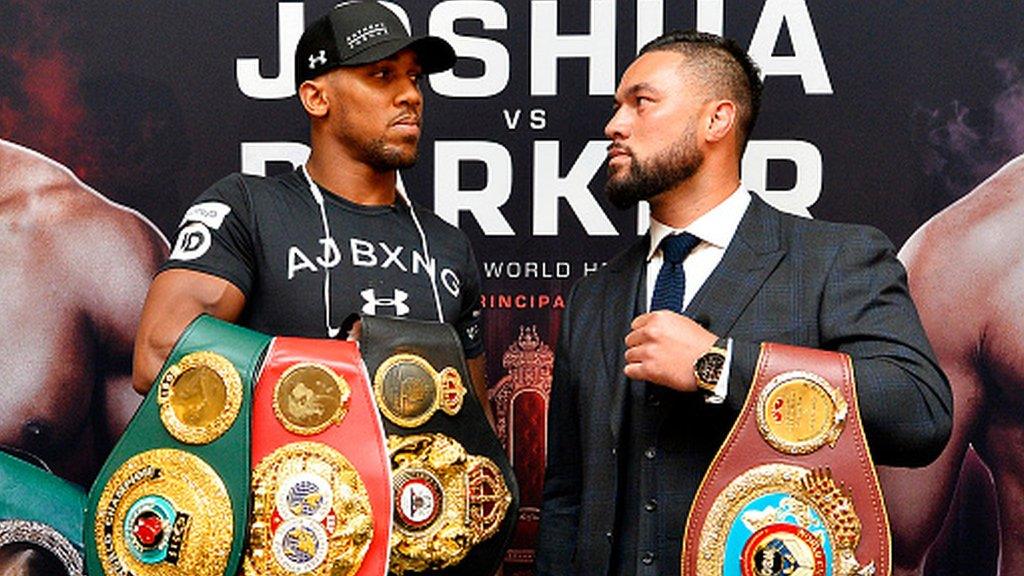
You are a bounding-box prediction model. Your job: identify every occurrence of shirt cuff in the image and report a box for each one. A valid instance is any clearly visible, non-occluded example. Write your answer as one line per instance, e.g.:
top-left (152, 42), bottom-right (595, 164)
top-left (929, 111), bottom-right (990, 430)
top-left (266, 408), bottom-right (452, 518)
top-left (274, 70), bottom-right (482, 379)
top-left (703, 337), bottom-right (732, 405)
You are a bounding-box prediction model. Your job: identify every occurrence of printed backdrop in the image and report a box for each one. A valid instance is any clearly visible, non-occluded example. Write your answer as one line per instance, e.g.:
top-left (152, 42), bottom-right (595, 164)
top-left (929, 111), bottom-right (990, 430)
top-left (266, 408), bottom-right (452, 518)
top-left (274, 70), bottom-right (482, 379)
top-left (2, 2), bottom-right (1023, 574)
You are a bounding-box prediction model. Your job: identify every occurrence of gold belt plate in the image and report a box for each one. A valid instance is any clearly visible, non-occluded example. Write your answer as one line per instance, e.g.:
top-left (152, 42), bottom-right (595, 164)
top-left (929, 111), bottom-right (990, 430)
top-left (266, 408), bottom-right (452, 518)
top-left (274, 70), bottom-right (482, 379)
top-left (246, 442), bottom-right (374, 576)
top-left (272, 362), bottom-right (351, 436)
top-left (696, 464), bottom-right (875, 576)
top-left (93, 449), bottom-right (233, 576)
top-left (755, 370), bottom-right (847, 455)
top-left (158, 351), bottom-right (243, 445)
top-left (387, 433), bottom-right (512, 575)
top-left (373, 354), bottom-right (465, 428)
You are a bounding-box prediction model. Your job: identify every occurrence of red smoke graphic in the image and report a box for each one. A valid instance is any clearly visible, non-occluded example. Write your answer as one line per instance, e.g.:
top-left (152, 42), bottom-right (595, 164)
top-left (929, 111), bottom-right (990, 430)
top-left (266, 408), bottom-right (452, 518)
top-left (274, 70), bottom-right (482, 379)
top-left (0, 0), bottom-right (97, 179)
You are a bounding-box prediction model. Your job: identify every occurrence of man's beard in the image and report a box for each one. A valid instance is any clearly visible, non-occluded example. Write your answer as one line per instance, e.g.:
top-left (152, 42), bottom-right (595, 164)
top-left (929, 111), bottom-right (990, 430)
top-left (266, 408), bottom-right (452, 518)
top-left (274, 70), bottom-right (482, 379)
top-left (362, 134), bottom-right (419, 171)
top-left (605, 124), bottom-right (703, 209)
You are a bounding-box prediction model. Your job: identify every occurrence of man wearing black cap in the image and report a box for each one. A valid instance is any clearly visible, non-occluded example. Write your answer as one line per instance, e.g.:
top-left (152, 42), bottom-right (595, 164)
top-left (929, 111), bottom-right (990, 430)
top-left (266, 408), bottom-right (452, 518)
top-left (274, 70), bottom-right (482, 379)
top-left (133, 1), bottom-right (489, 411)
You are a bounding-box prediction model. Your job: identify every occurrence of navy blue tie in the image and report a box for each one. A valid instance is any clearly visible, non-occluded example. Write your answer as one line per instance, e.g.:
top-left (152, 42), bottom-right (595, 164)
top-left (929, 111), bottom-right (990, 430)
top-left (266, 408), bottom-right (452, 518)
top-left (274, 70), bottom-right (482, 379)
top-left (650, 232), bottom-right (701, 312)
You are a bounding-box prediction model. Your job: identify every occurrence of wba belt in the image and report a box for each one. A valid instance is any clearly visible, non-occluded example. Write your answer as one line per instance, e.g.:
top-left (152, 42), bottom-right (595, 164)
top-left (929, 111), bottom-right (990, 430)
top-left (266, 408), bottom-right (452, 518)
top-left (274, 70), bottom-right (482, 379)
top-left (245, 336), bottom-right (391, 576)
top-left (681, 343), bottom-right (890, 576)
top-left (85, 314), bottom-right (271, 576)
top-left (360, 316), bottom-right (518, 576)
top-left (0, 449), bottom-right (85, 575)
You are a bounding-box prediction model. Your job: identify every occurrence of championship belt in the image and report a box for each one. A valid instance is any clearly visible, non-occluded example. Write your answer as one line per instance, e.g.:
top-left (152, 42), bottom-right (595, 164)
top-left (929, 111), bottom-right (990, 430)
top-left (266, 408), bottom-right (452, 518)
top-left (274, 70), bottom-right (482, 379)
top-left (681, 343), bottom-right (890, 576)
top-left (86, 314), bottom-right (271, 576)
top-left (0, 449), bottom-right (85, 575)
top-left (245, 337), bottom-right (391, 576)
top-left (360, 316), bottom-right (518, 576)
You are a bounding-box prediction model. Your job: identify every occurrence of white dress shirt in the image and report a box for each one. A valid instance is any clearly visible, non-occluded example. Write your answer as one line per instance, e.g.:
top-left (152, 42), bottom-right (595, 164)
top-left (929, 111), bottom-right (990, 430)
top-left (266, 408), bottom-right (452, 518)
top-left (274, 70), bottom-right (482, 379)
top-left (644, 185), bottom-right (751, 402)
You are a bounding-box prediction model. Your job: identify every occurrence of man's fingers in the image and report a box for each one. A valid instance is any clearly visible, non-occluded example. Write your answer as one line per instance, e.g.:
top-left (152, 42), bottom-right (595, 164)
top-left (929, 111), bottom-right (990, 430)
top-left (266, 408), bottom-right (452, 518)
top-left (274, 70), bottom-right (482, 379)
top-left (623, 361), bottom-right (647, 380)
top-left (624, 344), bottom-right (646, 363)
top-left (624, 328), bottom-right (645, 349)
top-left (631, 312), bottom-right (656, 329)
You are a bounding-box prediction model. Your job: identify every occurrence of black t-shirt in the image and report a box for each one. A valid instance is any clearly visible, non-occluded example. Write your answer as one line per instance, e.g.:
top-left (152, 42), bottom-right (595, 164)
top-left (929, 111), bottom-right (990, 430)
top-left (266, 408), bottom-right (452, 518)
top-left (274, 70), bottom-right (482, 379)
top-left (162, 168), bottom-right (483, 357)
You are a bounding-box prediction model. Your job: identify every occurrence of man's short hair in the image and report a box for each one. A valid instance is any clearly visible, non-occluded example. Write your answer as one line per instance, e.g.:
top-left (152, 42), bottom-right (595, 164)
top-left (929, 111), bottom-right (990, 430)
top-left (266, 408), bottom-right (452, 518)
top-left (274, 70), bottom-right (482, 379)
top-left (639, 30), bottom-right (763, 152)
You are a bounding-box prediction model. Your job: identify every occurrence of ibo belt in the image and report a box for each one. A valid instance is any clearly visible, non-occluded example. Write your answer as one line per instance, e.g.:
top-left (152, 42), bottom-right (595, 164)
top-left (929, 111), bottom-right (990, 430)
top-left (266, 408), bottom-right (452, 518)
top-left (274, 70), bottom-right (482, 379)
top-left (681, 343), bottom-right (890, 576)
top-left (85, 315), bottom-right (271, 576)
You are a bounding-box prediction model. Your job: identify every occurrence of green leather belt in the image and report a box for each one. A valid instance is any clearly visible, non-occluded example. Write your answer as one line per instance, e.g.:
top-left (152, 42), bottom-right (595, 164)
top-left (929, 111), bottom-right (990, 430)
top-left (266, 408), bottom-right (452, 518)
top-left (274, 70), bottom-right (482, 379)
top-left (85, 314), bottom-right (271, 576)
top-left (0, 449), bottom-right (85, 575)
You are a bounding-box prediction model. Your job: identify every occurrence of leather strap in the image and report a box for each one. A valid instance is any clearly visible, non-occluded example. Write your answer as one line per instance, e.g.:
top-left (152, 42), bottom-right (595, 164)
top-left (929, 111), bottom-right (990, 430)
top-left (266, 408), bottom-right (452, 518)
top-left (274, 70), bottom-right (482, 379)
top-left (86, 315), bottom-right (271, 576)
top-left (681, 342), bottom-right (890, 576)
top-left (360, 315), bottom-right (519, 576)
top-left (246, 336), bottom-right (391, 576)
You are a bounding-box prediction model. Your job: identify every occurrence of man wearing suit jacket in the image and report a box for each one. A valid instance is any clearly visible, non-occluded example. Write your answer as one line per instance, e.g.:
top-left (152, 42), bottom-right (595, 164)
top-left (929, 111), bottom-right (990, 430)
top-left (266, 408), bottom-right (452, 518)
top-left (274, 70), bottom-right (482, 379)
top-left (535, 30), bottom-right (952, 576)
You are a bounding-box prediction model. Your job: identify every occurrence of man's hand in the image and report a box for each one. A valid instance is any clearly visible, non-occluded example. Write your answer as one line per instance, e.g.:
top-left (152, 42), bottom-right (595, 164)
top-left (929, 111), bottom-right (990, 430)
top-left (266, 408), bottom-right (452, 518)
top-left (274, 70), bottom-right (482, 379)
top-left (623, 310), bottom-right (718, 392)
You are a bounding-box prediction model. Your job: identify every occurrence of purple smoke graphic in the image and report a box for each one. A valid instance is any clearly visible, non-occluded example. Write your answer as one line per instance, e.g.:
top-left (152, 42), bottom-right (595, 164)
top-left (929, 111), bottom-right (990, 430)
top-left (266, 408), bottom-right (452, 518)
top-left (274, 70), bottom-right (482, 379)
top-left (920, 55), bottom-right (1024, 202)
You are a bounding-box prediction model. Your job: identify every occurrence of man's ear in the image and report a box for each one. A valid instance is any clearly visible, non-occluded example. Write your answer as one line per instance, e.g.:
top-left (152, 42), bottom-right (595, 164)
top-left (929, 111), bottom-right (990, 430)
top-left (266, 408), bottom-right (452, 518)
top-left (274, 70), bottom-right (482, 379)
top-left (298, 79), bottom-right (330, 118)
top-left (705, 100), bottom-right (737, 144)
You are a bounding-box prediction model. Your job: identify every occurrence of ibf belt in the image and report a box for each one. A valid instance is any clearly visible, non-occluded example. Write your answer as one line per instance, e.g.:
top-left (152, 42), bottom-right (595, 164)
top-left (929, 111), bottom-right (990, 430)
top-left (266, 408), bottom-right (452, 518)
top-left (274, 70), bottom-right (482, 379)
top-left (85, 315), bottom-right (271, 576)
top-left (245, 337), bottom-right (391, 576)
top-left (360, 316), bottom-right (519, 576)
top-left (681, 343), bottom-right (890, 576)
top-left (0, 449), bottom-right (86, 575)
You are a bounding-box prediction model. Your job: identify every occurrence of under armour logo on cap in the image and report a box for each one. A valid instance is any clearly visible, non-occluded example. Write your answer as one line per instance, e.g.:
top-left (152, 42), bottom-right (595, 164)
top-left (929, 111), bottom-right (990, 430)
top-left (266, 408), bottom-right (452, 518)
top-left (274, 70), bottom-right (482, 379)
top-left (294, 0), bottom-right (456, 88)
top-left (361, 288), bottom-right (411, 316)
top-left (308, 50), bottom-right (327, 69)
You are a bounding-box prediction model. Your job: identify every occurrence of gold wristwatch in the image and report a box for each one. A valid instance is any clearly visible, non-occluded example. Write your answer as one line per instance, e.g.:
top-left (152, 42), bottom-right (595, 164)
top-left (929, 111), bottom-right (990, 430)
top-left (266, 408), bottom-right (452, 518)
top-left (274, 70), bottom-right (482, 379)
top-left (693, 340), bottom-right (728, 394)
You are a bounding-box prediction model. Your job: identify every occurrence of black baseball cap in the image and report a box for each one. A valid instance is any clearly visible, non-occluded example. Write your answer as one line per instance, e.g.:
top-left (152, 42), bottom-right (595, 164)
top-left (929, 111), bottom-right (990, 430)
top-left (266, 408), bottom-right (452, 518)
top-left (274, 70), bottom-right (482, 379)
top-left (294, 1), bottom-right (456, 88)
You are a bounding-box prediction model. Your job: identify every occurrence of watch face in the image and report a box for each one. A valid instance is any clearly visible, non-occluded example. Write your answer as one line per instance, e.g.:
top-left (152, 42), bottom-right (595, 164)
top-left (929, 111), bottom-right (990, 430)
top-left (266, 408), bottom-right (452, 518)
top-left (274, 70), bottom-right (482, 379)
top-left (696, 352), bottom-right (726, 388)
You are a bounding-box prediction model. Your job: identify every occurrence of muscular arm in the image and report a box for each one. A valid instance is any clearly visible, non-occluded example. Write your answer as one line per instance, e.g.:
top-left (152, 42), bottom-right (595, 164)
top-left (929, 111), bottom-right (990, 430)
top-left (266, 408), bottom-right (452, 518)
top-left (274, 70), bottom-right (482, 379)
top-left (879, 215), bottom-right (989, 573)
top-left (58, 193), bottom-right (169, 439)
top-left (132, 269), bottom-right (246, 394)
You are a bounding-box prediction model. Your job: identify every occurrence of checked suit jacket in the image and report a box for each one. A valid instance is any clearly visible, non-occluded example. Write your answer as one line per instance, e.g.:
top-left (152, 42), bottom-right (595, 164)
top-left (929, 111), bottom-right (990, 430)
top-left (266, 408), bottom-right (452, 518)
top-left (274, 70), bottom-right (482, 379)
top-left (535, 193), bottom-right (952, 576)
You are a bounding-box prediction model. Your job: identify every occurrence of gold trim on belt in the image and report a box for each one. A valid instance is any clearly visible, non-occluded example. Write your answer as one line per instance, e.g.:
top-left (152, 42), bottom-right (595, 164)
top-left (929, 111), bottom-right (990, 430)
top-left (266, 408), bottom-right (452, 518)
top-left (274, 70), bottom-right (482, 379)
top-left (387, 433), bottom-right (512, 574)
top-left (93, 449), bottom-right (233, 576)
top-left (373, 354), bottom-right (465, 428)
top-left (158, 351), bottom-right (243, 445)
top-left (696, 464), bottom-right (873, 576)
top-left (272, 362), bottom-right (351, 436)
top-left (245, 442), bottom-right (374, 576)
top-left (755, 370), bottom-right (847, 455)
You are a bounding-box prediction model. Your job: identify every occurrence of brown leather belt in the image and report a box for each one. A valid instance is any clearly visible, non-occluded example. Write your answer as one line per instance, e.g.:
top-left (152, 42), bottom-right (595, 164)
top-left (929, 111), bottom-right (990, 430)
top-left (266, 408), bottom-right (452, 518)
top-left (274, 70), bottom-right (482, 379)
top-left (246, 337), bottom-right (391, 576)
top-left (682, 342), bottom-right (890, 576)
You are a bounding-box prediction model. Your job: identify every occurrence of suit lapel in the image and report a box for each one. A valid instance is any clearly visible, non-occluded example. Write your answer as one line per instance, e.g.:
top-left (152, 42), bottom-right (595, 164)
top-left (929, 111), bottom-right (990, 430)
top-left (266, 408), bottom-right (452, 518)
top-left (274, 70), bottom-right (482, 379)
top-left (686, 194), bottom-right (786, 335)
top-left (602, 237), bottom-right (648, 445)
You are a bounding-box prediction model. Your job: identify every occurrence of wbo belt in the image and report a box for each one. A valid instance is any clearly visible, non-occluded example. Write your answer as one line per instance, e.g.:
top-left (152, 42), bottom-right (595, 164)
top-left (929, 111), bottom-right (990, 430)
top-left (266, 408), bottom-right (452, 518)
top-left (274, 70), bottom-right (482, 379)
top-left (681, 342), bottom-right (890, 576)
top-left (85, 314), bottom-right (271, 576)
top-left (360, 316), bottom-right (518, 576)
top-left (0, 448), bottom-right (85, 575)
top-left (245, 336), bottom-right (392, 576)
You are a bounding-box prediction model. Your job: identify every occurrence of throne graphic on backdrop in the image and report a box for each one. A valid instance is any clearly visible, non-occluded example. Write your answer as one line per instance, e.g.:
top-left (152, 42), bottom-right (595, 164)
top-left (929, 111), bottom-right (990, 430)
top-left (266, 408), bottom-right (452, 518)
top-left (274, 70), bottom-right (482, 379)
top-left (490, 325), bottom-right (553, 574)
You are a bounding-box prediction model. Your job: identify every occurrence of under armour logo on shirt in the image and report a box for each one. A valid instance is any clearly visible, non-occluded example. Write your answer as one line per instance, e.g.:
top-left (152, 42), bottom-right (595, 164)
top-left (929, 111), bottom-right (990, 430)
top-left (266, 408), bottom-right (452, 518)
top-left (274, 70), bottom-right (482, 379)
top-left (361, 288), bottom-right (410, 316)
top-left (308, 50), bottom-right (327, 69)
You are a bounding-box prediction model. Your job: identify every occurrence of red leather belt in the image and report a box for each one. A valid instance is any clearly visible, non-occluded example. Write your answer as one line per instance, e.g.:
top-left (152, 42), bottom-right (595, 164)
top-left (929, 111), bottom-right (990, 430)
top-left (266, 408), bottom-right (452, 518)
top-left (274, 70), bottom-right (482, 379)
top-left (682, 342), bottom-right (890, 576)
top-left (246, 337), bottom-right (391, 576)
